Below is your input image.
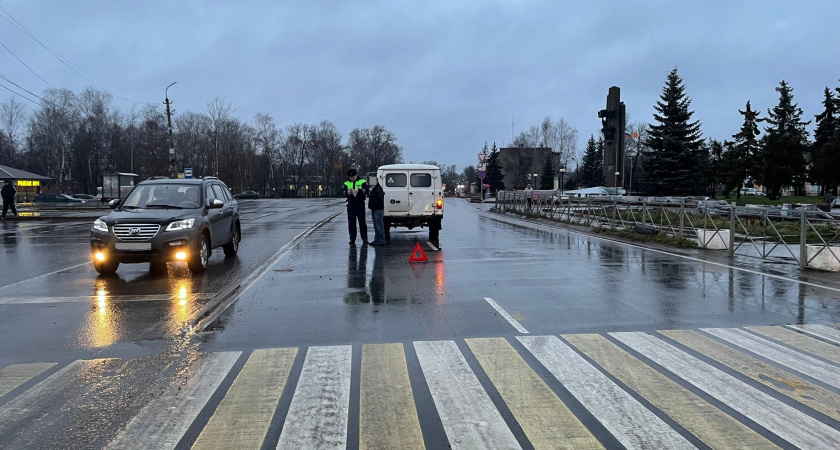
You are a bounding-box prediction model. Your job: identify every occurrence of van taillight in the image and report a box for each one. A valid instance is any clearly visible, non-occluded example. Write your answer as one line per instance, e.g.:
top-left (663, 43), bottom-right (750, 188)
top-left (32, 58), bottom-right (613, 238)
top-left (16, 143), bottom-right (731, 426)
top-left (436, 198), bottom-right (443, 209)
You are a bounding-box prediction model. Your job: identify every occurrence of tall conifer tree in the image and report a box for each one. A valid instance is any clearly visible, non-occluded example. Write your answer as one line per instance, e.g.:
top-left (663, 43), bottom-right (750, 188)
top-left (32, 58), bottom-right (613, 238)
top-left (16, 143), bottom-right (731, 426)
top-left (720, 101), bottom-right (763, 196)
top-left (812, 87), bottom-right (840, 199)
top-left (642, 68), bottom-right (705, 195)
top-left (485, 142), bottom-right (505, 193)
top-left (758, 81), bottom-right (810, 199)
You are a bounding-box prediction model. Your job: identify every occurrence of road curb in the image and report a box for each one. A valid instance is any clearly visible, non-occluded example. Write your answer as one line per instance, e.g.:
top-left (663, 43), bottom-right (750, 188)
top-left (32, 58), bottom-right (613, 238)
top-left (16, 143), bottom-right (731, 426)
top-left (192, 210), bottom-right (342, 333)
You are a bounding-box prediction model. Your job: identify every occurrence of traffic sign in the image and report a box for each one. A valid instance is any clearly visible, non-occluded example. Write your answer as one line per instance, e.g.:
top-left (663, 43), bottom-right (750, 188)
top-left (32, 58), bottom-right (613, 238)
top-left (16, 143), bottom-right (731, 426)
top-left (477, 153), bottom-right (487, 163)
top-left (184, 168), bottom-right (193, 179)
top-left (478, 171), bottom-right (486, 179)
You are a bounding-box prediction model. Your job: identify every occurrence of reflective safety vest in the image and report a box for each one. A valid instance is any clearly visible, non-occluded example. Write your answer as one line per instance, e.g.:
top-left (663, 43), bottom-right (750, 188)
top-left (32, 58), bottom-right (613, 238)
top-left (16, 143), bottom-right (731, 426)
top-left (343, 179), bottom-right (367, 204)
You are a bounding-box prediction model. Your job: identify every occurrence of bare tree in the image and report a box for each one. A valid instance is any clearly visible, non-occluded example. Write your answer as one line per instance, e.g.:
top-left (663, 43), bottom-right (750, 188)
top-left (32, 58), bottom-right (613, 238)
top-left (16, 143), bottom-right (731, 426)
top-left (347, 125), bottom-right (403, 174)
top-left (283, 123), bottom-right (313, 197)
top-left (0, 97), bottom-right (26, 165)
top-left (310, 120), bottom-right (345, 195)
top-left (207, 97), bottom-right (234, 176)
top-left (254, 112), bottom-right (282, 196)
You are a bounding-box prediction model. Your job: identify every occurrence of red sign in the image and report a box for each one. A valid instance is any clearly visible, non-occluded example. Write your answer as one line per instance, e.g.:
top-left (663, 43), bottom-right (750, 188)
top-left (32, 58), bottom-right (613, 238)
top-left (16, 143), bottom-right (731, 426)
top-left (408, 243), bottom-right (429, 262)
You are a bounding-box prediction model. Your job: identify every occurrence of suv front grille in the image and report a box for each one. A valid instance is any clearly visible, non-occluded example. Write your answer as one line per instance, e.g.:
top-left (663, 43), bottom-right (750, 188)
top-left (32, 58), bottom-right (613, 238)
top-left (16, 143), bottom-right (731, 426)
top-left (113, 224), bottom-right (161, 241)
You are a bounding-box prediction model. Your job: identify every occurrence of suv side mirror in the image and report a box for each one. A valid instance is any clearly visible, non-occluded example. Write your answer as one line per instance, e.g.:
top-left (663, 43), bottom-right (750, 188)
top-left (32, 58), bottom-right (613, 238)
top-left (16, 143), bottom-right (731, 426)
top-left (108, 199), bottom-right (120, 209)
top-left (208, 199), bottom-right (224, 209)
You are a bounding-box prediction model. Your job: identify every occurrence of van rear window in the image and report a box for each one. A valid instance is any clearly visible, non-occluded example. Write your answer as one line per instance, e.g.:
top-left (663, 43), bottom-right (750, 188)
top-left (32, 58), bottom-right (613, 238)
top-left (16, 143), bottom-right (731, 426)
top-left (384, 173), bottom-right (406, 187)
top-left (410, 173), bottom-right (432, 187)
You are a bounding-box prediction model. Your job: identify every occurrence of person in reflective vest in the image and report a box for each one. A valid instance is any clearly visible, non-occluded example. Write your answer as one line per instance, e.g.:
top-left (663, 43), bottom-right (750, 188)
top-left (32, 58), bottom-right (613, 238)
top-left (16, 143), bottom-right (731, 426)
top-left (342, 169), bottom-right (369, 245)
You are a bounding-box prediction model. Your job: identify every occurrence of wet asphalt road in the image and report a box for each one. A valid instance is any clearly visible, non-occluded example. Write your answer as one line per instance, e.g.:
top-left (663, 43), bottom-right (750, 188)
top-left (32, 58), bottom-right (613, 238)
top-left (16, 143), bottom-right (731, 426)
top-left (0, 199), bottom-right (342, 364)
top-left (1, 197), bottom-right (840, 449)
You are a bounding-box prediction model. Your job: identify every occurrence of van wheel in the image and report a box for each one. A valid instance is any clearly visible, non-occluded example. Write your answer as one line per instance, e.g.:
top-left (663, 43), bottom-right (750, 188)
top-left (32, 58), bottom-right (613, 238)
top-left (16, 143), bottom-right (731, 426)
top-left (429, 218), bottom-right (441, 242)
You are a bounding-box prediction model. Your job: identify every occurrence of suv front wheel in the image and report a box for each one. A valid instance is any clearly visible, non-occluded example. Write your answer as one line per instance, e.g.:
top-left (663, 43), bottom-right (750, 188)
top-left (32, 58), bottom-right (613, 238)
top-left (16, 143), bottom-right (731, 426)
top-left (188, 234), bottom-right (210, 273)
top-left (223, 225), bottom-right (240, 257)
top-left (94, 259), bottom-right (119, 276)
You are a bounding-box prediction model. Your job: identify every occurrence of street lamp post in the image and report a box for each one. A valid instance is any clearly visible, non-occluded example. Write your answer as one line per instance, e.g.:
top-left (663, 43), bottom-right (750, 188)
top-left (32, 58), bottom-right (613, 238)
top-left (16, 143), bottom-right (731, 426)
top-left (560, 167), bottom-right (566, 196)
top-left (165, 82), bottom-right (177, 178)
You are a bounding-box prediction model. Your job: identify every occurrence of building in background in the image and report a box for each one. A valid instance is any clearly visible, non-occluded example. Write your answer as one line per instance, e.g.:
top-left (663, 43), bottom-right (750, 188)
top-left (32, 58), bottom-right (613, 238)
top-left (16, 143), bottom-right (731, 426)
top-left (0, 165), bottom-right (53, 202)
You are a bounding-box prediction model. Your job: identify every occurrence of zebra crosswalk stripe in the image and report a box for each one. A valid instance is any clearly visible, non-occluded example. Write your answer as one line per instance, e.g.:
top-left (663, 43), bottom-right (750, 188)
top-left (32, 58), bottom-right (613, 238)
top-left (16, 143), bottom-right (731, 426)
top-left (414, 340), bottom-right (522, 449)
top-left (703, 328), bottom-right (840, 390)
top-left (105, 351), bottom-right (241, 450)
top-left (360, 343), bottom-right (424, 450)
top-left (192, 348), bottom-right (298, 450)
top-left (0, 363), bottom-right (56, 398)
top-left (466, 337), bottom-right (603, 450)
top-left (786, 324), bottom-right (840, 345)
top-left (518, 335), bottom-right (694, 450)
top-left (276, 345), bottom-right (352, 450)
top-left (612, 331), bottom-right (840, 449)
top-left (660, 329), bottom-right (840, 422)
top-left (747, 325), bottom-right (840, 366)
top-left (564, 334), bottom-right (777, 450)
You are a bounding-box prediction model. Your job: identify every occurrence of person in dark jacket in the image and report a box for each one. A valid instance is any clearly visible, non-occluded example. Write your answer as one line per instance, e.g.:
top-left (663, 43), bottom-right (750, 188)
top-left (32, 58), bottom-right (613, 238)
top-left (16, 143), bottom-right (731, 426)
top-left (1, 181), bottom-right (17, 220)
top-left (368, 175), bottom-right (386, 245)
top-left (342, 169), bottom-right (369, 245)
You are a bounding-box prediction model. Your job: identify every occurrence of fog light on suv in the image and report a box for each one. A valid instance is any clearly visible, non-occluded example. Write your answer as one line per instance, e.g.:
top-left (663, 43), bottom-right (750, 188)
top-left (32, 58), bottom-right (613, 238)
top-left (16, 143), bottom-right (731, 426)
top-left (94, 252), bottom-right (106, 262)
top-left (175, 251), bottom-right (187, 260)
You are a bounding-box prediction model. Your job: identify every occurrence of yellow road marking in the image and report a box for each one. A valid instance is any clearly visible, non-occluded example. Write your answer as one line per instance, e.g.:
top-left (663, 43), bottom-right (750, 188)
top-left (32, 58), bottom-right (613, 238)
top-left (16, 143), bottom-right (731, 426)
top-left (660, 329), bottom-right (840, 422)
top-left (748, 326), bottom-right (840, 366)
top-left (566, 334), bottom-right (776, 450)
top-left (360, 343), bottom-right (424, 450)
top-left (0, 363), bottom-right (56, 398)
top-left (467, 337), bottom-right (602, 450)
top-left (192, 348), bottom-right (297, 450)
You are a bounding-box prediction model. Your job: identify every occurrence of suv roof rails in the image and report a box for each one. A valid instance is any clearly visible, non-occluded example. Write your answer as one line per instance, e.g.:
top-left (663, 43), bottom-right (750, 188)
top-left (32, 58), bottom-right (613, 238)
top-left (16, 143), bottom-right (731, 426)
top-left (146, 176), bottom-right (169, 180)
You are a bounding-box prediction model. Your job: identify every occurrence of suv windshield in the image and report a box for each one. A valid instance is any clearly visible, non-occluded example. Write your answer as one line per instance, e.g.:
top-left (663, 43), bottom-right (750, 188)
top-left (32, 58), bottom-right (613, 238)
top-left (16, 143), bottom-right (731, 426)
top-left (121, 184), bottom-right (202, 209)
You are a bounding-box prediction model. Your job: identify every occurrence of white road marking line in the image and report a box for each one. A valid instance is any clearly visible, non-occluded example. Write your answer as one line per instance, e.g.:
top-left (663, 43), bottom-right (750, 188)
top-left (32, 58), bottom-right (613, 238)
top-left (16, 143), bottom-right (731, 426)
top-left (426, 241), bottom-right (439, 251)
top-left (611, 331), bottom-right (840, 449)
top-left (0, 293), bottom-right (217, 305)
top-left (704, 328), bottom-right (840, 389)
top-left (0, 360), bottom-right (84, 424)
top-left (787, 324), bottom-right (840, 345)
top-left (484, 212), bottom-right (840, 294)
top-left (277, 345), bottom-right (352, 450)
top-left (105, 351), bottom-right (240, 450)
top-left (519, 335), bottom-right (693, 450)
top-left (484, 297), bottom-right (529, 334)
top-left (195, 211), bottom-right (341, 332)
top-left (0, 262), bottom-right (91, 291)
top-left (414, 340), bottom-right (521, 449)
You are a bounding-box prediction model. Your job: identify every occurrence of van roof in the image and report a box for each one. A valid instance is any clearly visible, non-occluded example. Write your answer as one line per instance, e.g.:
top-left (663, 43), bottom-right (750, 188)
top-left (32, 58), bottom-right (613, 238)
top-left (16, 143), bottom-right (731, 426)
top-left (378, 164), bottom-right (439, 170)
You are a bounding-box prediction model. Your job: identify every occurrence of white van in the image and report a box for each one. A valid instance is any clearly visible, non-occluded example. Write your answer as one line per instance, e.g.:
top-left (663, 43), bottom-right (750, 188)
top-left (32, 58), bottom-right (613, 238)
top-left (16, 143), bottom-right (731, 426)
top-left (372, 164), bottom-right (443, 242)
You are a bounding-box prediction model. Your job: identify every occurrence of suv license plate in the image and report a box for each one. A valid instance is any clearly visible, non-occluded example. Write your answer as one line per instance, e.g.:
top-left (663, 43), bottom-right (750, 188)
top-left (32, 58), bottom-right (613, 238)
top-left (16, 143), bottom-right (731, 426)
top-left (115, 243), bottom-right (151, 251)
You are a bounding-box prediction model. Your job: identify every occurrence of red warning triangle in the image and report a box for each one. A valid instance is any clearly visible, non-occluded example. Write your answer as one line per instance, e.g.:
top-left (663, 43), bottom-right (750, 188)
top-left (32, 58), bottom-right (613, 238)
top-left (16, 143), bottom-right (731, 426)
top-left (408, 242), bottom-right (429, 262)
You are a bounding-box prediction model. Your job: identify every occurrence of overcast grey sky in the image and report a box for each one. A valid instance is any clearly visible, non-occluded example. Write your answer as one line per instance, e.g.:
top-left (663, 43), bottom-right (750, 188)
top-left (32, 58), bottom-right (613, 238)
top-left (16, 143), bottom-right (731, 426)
top-left (2, 1), bottom-right (839, 170)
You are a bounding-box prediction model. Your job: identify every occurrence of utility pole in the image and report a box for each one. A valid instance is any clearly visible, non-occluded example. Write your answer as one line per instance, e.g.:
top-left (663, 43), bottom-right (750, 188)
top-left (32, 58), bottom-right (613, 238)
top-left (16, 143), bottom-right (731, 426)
top-left (165, 82), bottom-right (177, 178)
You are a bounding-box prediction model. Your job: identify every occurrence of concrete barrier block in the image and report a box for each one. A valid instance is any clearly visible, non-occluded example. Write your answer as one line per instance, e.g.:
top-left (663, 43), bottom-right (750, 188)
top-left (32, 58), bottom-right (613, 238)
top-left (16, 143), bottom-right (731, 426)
top-left (805, 245), bottom-right (840, 272)
top-left (697, 229), bottom-right (730, 250)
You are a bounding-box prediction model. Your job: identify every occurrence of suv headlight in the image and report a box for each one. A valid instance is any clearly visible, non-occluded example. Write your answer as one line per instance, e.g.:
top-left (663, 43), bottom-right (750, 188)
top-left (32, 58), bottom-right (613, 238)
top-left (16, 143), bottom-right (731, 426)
top-left (165, 218), bottom-right (196, 231)
top-left (93, 219), bottom-right (108, 232)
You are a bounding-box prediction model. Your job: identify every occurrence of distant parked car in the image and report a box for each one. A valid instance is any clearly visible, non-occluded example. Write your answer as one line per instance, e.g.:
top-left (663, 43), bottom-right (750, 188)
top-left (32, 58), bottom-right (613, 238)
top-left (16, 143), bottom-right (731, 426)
top-left (33, 193), bottom-right (87, 204)
top-left (739, 188), bottom-right (765, 196)
top-left (234, 190), bottom-right (259, 200)
top-left (71, 194), bottom-right (97, 200)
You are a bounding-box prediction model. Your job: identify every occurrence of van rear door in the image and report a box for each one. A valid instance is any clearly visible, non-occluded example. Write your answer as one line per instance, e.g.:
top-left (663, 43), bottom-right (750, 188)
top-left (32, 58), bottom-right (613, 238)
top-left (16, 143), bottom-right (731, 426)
top-left (382, 170), bottom-right (410, 213)
top-left (408, 170), bottom-right (437, 215)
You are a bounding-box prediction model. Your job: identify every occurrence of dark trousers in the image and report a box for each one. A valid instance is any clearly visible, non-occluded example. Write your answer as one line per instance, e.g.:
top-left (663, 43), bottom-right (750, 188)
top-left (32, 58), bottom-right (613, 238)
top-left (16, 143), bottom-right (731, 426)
top-left (2, 200), bottom-right (16, 218)
top-left (347, 203), bottom-right (368, 242)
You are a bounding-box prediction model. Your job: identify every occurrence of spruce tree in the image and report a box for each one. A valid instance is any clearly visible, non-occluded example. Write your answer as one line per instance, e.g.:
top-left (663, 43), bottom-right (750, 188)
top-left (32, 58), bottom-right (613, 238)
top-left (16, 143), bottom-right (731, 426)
top-left (758, 81), bottom-right (810, 199)
top-left (485, 142), bottom-right (505, 193)
top-left (642, 68), bottom-right (705, 195)
top-left (812, 87), bottom-right (840, 200)
top-left (720, 101), bottom-right (763, 197)
top-left (540, 155), bottom-right (555, 189)
top-left (580, 135), bottom-right (603, 187)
